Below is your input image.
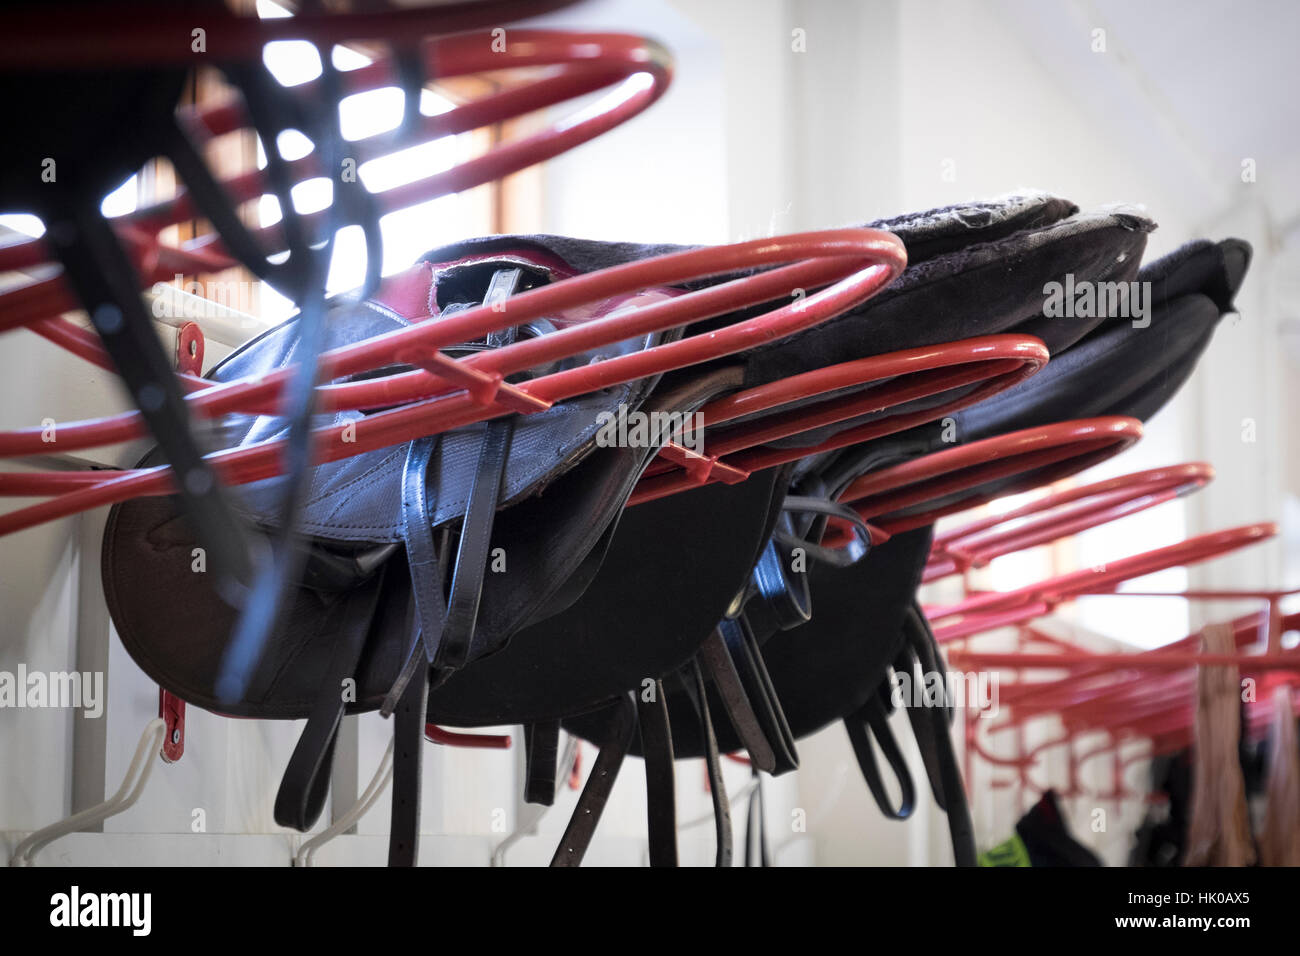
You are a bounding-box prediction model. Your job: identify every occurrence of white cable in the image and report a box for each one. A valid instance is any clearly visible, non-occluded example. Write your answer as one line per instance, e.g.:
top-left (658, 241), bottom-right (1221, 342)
top-left (11, 717), bottom-right (167, 867)
top-left (294, 738), bottom-right (395, 867)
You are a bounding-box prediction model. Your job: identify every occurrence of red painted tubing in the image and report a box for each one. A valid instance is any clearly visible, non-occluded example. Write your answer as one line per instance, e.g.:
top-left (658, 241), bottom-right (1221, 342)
top-left (0, 229), bottom-right (906, 535)
top-left (0, 30), bottom-right (672, 326)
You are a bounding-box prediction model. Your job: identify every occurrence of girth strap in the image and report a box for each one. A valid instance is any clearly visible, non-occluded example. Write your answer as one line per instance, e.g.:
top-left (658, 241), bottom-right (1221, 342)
top-left (684, 657), bottom-right (732, 867)
top-left (383, 269), bottom-right (524, 712)
top-left (384, 436), bottom-right (444, 716)
top-left (893, 643), bottom-right (949, 813)
top-left (718, 617), bottom-right (799, 774)
top-left (844, 688), bottom-right (917, 820)
top-left (439, 416), bottom-right (514, 670)
top-left (699, 627), bottom-right (777, 773)
top-left (523, 719), bottom-right (561, 806)
top-left (742, 536), bottom-right (812, 637)
top-left (636, 680), bottom-right (678, 867)
top-left (903, 602), bottom-right (977, 867)
top-left (388, 661), bottom-right (430, 867)
top-left (274, 564), bottom-right (388, 831)
top-left (551, 695), bottom-right (636, 867)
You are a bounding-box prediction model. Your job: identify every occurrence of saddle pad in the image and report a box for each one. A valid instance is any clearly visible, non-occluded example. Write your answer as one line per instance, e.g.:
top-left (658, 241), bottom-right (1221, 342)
top-left (426, 464), bottom-right (788, 726)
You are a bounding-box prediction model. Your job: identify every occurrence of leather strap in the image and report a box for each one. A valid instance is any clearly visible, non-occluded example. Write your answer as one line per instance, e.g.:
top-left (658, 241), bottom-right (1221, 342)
top-left (551, 695), bottom-right (636, 867)
top-left (844, 689), bottom-right (916, 820)
top-left (437, 416), bottom-right (514, 670)
top-left (384, 266), bottom-right (525, 711)
top-left (523, 719), bottom-right (561, 807)
top-left (904, 603), bottom-right (977, 867)
top-left (274, 564), bottom-right (387, 831)
top-left (699, 627), bottom-right (777, 773)
top-left (776, 495), bottom-right (874, 568)
top-left (892, 644), bottom-right (949, 812)
top-left (719, 618), bottom-right (799, 774)
top-left (684, 658), bottom-right (732, 867)
top-left (388, 663), bottom-right (430, 867)
top-left (384, 436), bottom-right (444, 716)
top-left (894, 603), bottom-right (958, 810)
top-left (636, 680), bottom-right (678, 867)
top-left (742, 535), bottom-right (812, 637)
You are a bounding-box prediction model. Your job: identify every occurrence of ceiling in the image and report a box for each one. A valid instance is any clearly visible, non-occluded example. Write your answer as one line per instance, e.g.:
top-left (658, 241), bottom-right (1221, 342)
top-left (999, 0), bottom-right (1300, 238)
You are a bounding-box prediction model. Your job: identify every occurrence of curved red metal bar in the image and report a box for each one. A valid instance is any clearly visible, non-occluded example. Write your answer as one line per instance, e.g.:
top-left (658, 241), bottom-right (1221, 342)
top-left (424, 725), bottom-right (512, 749)
top-left (629, 335), bottom-right (1049, 504)
top-left (0, 30), bottom-right (672, 331)
top-left (928, 521), bottom-right (1277, 643)
top-left (964, 609), bottom-right (1297, 719)
top-left (837, 416), bottom-right (1144, 538)
top-left (923, 462), bottom-right (1214, 582)
top-left (0, 1), bottom-right (585, 69)
top-left (0, 229), bottom-right (907, 535)
top-left (951, 607), bottom-right (1300, 792)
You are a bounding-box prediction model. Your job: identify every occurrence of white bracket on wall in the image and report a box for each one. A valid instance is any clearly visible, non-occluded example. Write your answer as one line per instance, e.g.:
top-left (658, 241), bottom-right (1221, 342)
top-left (294, 739), bottom-right (395, 867)
top-left (10, 718), bottom-right (166, 866)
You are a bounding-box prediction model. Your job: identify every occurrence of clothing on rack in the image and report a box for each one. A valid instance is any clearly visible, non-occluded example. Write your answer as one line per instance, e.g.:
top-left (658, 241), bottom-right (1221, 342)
top-left (1184, 623), bottom-right (1256, 866)
top-left (979, 790), bottom-right (1103, 866)
top-left (1258, 685), bottom-right (1300, 866)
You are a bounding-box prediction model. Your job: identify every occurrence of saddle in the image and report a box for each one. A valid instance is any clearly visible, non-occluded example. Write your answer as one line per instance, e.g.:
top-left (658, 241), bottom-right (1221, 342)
top-left (557, 235), bottom-right (1249, 866)
top-left (422, 195), bottom-right (1151, 721)
top-left (669, 237), bottom-right (1250, 860)
top-left (101, 193), bottom-right (1155, 865)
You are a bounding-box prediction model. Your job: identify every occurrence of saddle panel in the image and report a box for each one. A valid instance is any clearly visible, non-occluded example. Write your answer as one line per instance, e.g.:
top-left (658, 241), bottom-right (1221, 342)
top-left (428, 468), bottom-right (785, 727)
top-left (103, 406), bottom-right (681, 718)
top-left (102, 250), bottom-right (693, 715)
top-left (426, 369), bottom-right (789, 726)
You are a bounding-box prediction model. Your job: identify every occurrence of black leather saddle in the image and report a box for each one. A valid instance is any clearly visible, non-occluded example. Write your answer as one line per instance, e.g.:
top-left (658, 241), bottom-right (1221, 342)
top-left (423, 194), bottom-right (1151, 721)
top-left (593, 236), bottom-right (1250, 865)
top-left (420, 199), bottom-right (1157, 862)
top-left (101, 193), bottom-right (1156, 865)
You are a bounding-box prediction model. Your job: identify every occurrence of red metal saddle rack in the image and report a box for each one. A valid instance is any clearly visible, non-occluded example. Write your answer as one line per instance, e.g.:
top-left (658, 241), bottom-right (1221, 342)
top-left (830, 416), bottom-right (1145, 545)
top-left (926, 521), bottom-right (1277, 643)
top-left (629, 335), bottom-right (1050, 505)
top-left (0, 28), bottom-right (672, 342)
top-left (0, 1), bottom-right (586, 70)
top-left (955, 608), bottom-right (1300, 801)
top-left (0, 229), bottom-right (907, 534)
top-left (922, 461), bottom-right (1214, 584)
